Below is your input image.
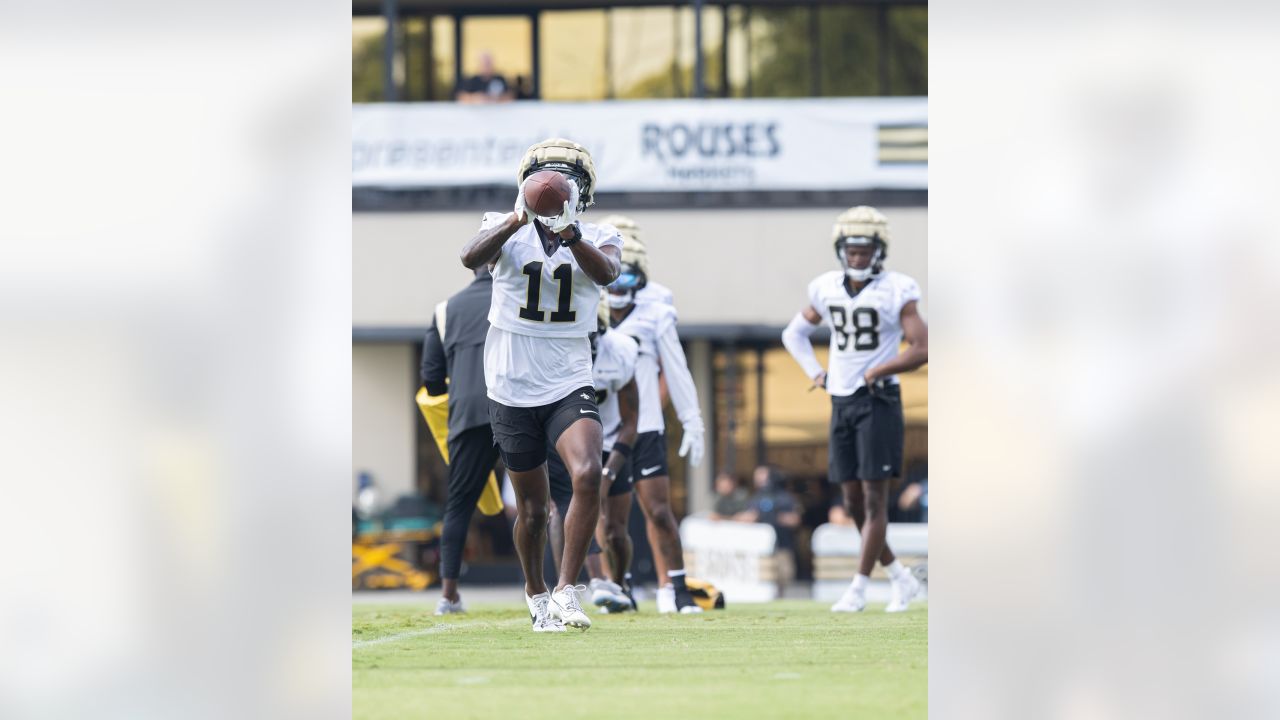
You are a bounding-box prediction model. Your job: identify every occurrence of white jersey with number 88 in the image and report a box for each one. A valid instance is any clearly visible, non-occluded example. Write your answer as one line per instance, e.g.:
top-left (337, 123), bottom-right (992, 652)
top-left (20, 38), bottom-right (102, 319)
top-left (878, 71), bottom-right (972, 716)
top-left (806, 270), bottom-right (921, 397)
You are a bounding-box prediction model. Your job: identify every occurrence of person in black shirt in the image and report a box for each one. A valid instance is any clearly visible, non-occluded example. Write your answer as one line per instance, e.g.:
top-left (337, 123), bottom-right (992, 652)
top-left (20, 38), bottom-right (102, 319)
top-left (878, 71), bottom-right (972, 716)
top-left (454, 52), bottom-right (513, 104)
top-left (421, 266), bottom-right (500, 614)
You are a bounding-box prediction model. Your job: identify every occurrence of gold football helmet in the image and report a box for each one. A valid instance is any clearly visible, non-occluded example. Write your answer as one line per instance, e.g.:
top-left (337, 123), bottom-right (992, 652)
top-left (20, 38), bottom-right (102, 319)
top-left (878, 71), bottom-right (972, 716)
top-left (517, 138), bottom-right (597, 212)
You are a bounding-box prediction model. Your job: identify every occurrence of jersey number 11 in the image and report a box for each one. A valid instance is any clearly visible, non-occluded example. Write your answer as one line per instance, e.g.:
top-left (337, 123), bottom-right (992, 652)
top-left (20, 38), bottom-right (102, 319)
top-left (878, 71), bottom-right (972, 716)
top-left (519, 261), bottom-right (576, 323)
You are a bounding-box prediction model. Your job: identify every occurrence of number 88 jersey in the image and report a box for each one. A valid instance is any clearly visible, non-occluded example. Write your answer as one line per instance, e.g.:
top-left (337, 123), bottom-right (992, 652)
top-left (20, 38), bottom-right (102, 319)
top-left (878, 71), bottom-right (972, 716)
top-left (806, 269), bottom-right (921, 397)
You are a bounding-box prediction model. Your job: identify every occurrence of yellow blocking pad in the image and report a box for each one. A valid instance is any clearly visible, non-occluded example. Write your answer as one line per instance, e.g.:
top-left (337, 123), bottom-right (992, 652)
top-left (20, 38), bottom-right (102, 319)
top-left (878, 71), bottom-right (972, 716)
top-left (415, 387), bottom-right (504, 516)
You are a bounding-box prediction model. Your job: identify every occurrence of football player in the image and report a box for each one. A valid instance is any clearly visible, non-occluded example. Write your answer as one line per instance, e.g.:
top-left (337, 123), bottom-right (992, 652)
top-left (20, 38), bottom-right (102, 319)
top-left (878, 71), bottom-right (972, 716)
top-left (606, 240), bottom-right (707, 614)
top-left (546, 295), bottom-right (642, 613)
top-left (598, 216), bottom-right (674, 306)
top-left (459, 138), bottom-right (622, 632)
top-left (781, 206), bottom-right (928, 613)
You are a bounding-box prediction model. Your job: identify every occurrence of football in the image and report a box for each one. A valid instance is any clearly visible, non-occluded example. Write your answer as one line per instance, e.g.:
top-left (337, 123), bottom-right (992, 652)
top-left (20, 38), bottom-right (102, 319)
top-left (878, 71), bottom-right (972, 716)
top-left (523, 170), bottom-right (573, 218)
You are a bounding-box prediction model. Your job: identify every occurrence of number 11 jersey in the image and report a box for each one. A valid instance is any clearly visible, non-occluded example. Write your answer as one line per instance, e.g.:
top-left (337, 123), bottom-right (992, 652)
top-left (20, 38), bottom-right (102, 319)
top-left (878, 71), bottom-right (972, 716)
top-left (481, 211), bottom-right (623, 407)
top-left (806, 270), bottom-right (921, 397)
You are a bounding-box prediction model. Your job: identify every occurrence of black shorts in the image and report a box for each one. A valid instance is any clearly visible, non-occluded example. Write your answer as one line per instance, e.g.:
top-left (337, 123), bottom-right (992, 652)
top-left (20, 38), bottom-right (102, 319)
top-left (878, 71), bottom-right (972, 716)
top-left (488, 386), bottom-right (601, 473)
top-left (548, 448), bottom-right (633, 499)
top-left (828, 385), bottom-right (904, 483)
top-left (631, 430), bottom-right (669, 482)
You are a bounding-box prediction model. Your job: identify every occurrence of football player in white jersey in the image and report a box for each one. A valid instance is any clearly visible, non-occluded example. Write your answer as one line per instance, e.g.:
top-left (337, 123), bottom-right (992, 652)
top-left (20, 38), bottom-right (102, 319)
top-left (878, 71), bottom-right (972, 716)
top-left (459, 138), bottom-right (622, 632)
top-left (781, 206), bottom-right (928, 614)
top-left (598, 215), bottom-right (674, 306)
top-left (547, 296), bottom-right (643, 613)
top-left (606, 246), bottom-right (707, 614)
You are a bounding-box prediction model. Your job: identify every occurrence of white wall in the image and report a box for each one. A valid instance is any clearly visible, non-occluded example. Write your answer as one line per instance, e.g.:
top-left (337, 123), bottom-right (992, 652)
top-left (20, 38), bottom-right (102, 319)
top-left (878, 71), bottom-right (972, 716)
top-left (353, 206), bottom-right (927, 327)
top-left (352, 344), bottom-right (417, 500)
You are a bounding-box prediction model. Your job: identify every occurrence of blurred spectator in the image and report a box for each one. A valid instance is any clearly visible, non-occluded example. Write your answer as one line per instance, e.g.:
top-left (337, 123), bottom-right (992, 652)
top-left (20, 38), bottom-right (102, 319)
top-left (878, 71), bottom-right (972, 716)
top-left (828, 498), bottom-right (854, 526)
top-left (454, 52), bottom-right (514, 104)
top-left (740, 465), bottom-right (801, 592)
top-left (890, 462), bottom-right (929, 523)
top-left (710, 471), bottom-right (751, 520)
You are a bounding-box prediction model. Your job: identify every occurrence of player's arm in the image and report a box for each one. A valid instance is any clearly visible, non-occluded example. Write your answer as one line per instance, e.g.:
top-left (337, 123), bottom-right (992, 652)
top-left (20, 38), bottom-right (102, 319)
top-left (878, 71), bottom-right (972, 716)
top-left (865, 300), bottom-right (928, 383)
top-left (604, 377), bottom-right (640, 482)
top-left (420, 318), bottom-right (448, 396)
top-left (459, 212), bottom-right (526, 269)
top-left (655, 322), bottom-right (705, 467)
top-left (782, 305), bottom-right (827, 389)
top-left (565, 231), bottom-right (621, 286)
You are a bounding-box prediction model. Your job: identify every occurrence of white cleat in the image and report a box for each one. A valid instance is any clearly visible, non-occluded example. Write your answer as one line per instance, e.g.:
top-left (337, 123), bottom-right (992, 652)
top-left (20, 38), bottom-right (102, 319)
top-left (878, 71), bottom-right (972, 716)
top-left (590, 578), bottom-right (633, 614)
top-left (886, 571), bottom-right (922, 613)
top-left (550, 584), bottom-right (592, 630)
top-left (434, 596), bottom-right (466, 616)
top-left (527, 592), bottom-right (566, 633)
top-left (656, 584), bottom-right (676, 614)
top-left (831, 585), bottom-right (867, 613)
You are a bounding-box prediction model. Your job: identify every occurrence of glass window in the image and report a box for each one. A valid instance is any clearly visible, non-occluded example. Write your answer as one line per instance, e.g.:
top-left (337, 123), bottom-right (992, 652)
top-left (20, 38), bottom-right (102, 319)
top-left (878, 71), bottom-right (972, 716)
top-left (746, 6), bottom-right (812, 98)
top-left (725, 5), bottom-right (750, 98)
top-left (430, 16), bottom-right (456, 101)
top-left (888, 6), bottom-right (927, 96)
top-left (541, 10), bottom-right (608, 100)
top-left (818, 6), bottom-right (879, 97)
top-left (353, 17), bottom-right (387, 103)
top-left (611, 7), bottom-right (680, 99)
top-left (458, 15), bottom-right (531, 99)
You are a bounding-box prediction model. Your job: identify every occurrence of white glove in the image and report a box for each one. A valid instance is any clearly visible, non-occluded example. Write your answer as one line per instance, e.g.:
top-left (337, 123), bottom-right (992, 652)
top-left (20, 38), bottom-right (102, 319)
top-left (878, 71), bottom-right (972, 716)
top-left (678, 424), bottom-right (705, 468)
top-left (512, 178), bottom-right (534, 225)
top-left (547, 182), bottom-right (580, 233)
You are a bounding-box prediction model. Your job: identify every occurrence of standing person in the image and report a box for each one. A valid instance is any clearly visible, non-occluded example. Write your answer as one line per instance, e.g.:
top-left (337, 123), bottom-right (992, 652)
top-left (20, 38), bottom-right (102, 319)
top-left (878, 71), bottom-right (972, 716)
top-left (419, 266), bottom-right (503, 616)
top-left (606, 250), bottom-right (706, 614)
top-left (454, 51), bottom-right (514, 104)
top-left (459, 138), bottom-right (622, 632)
top-left (781, 206), bottom-right (927, 613)
top-left (546, 296), bottom-right (642, 613)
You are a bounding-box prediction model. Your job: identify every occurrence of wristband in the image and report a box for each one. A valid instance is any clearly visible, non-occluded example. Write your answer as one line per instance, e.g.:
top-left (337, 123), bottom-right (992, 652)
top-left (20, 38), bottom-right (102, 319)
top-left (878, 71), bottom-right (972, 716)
top-left (610, 442), bottom-right (632, 458)
top-left (558, 222), bottom-right (582, 247)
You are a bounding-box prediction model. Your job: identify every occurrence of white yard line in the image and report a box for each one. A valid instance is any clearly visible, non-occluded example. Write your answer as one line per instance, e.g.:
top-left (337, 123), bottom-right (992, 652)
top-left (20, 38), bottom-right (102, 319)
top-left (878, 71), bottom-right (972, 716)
top-left (354, 618), bottom-right (527, 648)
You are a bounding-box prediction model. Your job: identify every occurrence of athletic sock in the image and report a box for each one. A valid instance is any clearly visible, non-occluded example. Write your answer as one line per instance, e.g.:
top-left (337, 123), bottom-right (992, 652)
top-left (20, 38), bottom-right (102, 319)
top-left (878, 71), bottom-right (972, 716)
top-left (886, 560), bottom-right (907, 579)
top-left (851, 574), bottom-right (870, 593)
top-left (668, 569), bottom-right (688, 592)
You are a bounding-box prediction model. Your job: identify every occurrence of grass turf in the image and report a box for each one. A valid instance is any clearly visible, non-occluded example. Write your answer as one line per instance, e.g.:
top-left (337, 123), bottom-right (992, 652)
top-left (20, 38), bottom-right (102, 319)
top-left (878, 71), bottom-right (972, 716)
top-left (353, 599), bottom-right (926, 719)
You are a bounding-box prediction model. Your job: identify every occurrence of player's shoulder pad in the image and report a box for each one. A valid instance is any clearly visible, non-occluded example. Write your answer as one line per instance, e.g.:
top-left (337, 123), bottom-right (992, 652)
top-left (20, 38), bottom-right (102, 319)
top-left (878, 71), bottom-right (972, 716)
top-left (808, 270), bottom-right (844, 297)
top-left (582, 221), bottom-right (624, 249)
top-left (480, 211), bottom-right (510, 231)
top-left (607, 330), bottom-right (640, 363)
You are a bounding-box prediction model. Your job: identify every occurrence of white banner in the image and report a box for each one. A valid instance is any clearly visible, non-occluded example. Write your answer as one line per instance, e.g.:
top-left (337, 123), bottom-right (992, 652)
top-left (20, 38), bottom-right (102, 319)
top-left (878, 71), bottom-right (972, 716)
top-left (679, 516), bottom-right (779, 603)
top-left (352, 98), bottom-right (926, 192)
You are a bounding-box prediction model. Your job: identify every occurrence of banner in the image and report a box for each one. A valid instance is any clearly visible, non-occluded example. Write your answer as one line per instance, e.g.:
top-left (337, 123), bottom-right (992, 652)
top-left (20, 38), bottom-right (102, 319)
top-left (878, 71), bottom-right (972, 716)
top-left (680, 516), bottom-right (779, 603)
top-left (352, 98), bottom-right (926, 192)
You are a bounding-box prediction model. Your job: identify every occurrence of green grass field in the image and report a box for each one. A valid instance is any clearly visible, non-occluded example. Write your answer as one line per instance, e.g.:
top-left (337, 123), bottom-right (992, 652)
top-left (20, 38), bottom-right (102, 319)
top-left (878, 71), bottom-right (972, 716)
top-left (353, 599), bottom-right (926, 719)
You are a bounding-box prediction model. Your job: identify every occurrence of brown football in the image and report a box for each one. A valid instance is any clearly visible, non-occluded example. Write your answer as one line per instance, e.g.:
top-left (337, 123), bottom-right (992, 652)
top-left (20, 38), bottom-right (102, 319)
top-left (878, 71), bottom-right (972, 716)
top-left (523, 170), bottom-right (573, 218)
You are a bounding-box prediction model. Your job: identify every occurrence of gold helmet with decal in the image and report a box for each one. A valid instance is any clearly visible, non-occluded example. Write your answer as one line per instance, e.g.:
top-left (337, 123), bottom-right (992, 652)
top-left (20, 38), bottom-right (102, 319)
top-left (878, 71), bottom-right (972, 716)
top-left (517, 138), bottom-right (597, 212)
top-left (599, 214), bottom-right (649, 278)
top-left (831, 206), bottom-right (890, 281)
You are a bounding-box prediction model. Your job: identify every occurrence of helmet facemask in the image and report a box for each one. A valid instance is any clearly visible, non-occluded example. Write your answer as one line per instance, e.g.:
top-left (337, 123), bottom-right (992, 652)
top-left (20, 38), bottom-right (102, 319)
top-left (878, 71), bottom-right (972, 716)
top-left (836, 236), bottom-right (886, 282)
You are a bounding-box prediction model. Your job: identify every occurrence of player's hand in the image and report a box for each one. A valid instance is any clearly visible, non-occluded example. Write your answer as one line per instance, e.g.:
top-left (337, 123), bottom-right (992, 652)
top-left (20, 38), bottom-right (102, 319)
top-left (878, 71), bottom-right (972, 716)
top-left (512, 179), bottom-right (535, 225)
top-left (549, 183), bottom-right (580, 233)
top-left (808, 371), bottom-right (827, 392)
top-left (864, 374), bottom-right (885, 395)
top-left (679, 424), bottom-right (705, 467)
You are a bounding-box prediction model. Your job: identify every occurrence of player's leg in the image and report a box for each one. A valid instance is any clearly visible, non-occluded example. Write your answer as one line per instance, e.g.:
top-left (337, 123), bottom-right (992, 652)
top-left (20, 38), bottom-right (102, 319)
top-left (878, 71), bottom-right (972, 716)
top-left (858, 478), bottom-right (890, 578)
top-left (487, 399), bottom-right (563, 631)
top-left (551, 418), bottom-right (602, 592)
top-left (542, 388), bottom-right (604, 629)
top-left (634, 473), bottom-right (701, 613)
top-left (437, 425), bottom-right (499, 614)
top-left (866, 385), bottom-right (919, 612)
top-left (589, 468), bottom-right (635, 613)
top-left (841, 480), bottom-right (897, 568)
top-left (546, 443), bottom-right (572, 576)
top-left (830, 399), bottom-right (869, 612)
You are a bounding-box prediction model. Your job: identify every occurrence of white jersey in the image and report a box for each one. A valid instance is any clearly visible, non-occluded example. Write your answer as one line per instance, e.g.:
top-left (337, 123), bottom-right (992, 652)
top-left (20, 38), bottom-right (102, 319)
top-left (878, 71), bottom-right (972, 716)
top-left (807, 270), bottom-right (921, 397)
top-left (637, 281), bottom-right (674, 306)
top-left (482, 213), bottom-right (624, 406)
top-left (593, 331), bottom-right (639, 451)
top-left (613, 300), bottom-right (679, 433)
